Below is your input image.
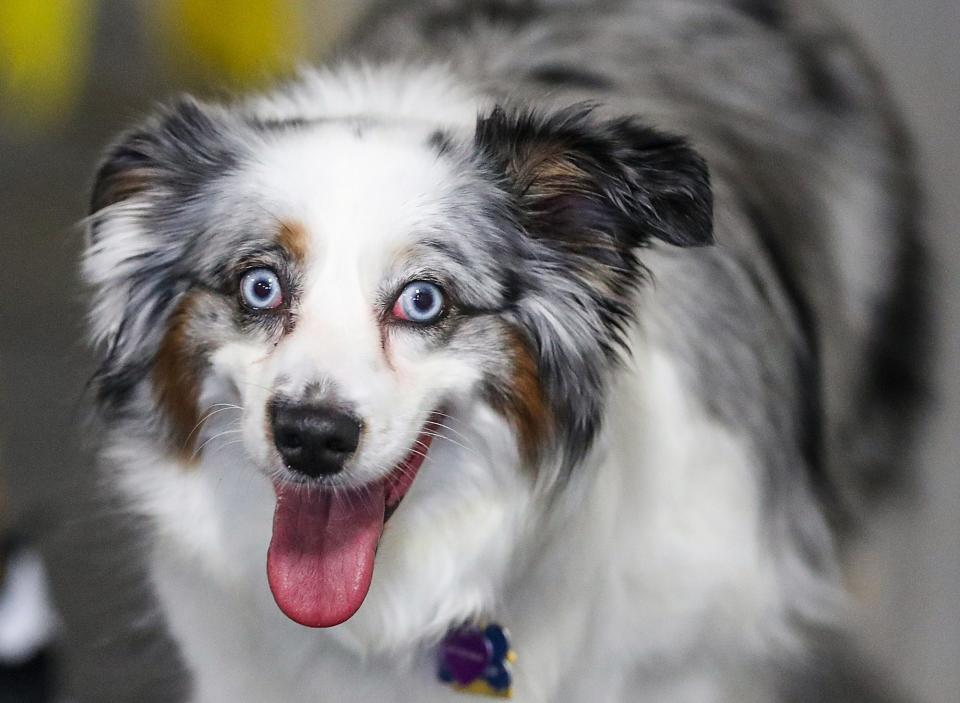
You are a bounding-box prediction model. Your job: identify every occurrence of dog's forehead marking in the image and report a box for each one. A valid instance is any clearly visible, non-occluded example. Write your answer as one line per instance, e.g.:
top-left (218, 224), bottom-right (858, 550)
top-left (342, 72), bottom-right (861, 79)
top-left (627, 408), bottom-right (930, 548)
top-left (249, 122), bottom-right (465, 273)
top-left (276, 220), bottom-right (309, 265)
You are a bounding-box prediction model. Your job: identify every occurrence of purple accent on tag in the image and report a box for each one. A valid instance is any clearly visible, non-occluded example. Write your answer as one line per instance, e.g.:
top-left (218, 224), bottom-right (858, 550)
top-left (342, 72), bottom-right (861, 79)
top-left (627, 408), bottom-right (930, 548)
top-left (439, 627), bottom-right (493, 685)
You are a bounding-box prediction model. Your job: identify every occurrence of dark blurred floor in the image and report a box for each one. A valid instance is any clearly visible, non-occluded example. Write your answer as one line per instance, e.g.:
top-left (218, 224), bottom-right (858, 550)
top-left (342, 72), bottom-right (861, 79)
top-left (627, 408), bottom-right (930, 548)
top-left (0, 2), bottom-right (956, 702)
top-left (0, 652), bottom-right (55, 703)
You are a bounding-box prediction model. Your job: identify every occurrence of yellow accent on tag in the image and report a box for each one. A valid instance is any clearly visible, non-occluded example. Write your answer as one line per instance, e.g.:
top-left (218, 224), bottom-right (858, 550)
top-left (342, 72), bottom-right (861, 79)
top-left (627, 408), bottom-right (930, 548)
top-left (446, 646), bottom-right (517, 698)
top-left (0, 0), bottom-right (93, 130)
top-left (452, 680), bottom-right (513, 699)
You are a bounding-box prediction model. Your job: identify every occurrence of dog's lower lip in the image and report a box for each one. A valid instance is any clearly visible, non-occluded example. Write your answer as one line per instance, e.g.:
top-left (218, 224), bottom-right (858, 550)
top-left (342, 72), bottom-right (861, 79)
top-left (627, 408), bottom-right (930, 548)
top-left (383, 498), bottom-right (403, 523)
top-left (381, 410), bottom-right (444, 522)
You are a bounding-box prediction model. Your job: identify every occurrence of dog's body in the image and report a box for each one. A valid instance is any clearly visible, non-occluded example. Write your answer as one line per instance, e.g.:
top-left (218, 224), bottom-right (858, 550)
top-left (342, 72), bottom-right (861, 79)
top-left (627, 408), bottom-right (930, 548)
top-left (83, 2), bottom-right (922, 701)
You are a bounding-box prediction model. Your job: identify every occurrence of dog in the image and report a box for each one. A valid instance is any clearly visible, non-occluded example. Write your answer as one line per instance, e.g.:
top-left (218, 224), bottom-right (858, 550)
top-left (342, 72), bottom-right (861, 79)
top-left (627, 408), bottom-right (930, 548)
top-left (81, 1), bottom-right (924, 701)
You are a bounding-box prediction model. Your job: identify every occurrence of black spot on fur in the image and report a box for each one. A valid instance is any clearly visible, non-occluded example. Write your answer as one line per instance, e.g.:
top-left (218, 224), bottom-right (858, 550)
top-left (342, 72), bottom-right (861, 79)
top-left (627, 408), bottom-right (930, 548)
top-left (854, 224), bottom-right (928, 501)
top-left (733, 0), bottom-right (787, 29)
top-left (527, 65), bottom-right (614, 90)
top-left (796, 41), bottom-right (851, 110)
top-left (428, 129), bottom-right (454, 155)
top-left (247, 116), bottom-right (311, 132)
top-left (420, 0), bottom-right (539, 34)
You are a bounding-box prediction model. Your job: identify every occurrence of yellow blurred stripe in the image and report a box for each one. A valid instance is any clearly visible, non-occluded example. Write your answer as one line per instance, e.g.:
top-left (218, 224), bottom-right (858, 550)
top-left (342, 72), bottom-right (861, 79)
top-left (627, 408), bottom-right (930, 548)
top-left (0, 0), bottom-right (94, 129)
top-left (153, 0), bottom-right (307, 86)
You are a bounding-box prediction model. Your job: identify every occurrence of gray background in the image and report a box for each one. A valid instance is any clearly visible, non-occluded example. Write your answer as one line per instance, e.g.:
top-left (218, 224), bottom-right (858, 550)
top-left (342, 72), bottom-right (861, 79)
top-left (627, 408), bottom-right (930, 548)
top-left (828, 3), bottom-right (959, 702)
top-left (0, 2), bottom-right (956, 701)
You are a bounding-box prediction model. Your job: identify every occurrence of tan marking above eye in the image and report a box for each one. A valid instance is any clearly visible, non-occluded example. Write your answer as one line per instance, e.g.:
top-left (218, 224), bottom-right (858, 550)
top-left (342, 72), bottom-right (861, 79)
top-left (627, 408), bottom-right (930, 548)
top-left (277, 220), bottom-right (309, 265)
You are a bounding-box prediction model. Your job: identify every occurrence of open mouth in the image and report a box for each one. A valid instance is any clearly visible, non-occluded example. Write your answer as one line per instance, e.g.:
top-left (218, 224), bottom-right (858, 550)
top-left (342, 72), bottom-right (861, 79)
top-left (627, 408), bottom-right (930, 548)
top-left (266, 413), bottom-right (439, 628)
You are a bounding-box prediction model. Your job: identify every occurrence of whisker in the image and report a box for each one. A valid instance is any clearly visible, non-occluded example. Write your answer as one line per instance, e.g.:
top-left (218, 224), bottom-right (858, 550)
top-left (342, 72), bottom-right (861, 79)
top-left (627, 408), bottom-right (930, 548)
top-left (190, 428), bottom-right (244, 463)
top-left (183, 405), bottom-right (244, 448)
top-left (435, 411), bottom-right (472, 428)
top-left (423, 418), bottom-right (473, 444)
top-left (209, 438), bottom-right (245, 458)
top-left (420, 430), bottom-right (480, 458)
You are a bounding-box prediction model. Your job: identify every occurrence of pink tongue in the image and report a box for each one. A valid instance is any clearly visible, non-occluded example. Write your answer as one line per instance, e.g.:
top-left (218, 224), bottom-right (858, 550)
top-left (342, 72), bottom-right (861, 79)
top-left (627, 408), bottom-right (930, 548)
top-left (267, 482), bottom-right (385, 628)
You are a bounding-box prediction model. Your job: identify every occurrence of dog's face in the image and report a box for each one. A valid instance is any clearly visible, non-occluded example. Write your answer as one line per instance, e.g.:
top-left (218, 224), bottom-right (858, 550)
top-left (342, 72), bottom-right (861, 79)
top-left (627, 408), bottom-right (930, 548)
top-left (84, 93), bottom-right (711, 645)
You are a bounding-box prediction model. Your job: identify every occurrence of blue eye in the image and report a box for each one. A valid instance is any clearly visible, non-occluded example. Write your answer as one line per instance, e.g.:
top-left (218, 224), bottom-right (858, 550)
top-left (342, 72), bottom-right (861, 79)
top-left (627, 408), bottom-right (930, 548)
top-left (392, 281), bottom-right (445, 323)
top-left (240, 268), bottom-right (283, 310)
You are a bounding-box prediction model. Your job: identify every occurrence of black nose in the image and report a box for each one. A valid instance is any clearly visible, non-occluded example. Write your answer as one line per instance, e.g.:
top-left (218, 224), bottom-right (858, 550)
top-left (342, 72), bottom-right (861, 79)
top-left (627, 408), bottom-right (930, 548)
top-left (269, 402), bottom-right (362, 478)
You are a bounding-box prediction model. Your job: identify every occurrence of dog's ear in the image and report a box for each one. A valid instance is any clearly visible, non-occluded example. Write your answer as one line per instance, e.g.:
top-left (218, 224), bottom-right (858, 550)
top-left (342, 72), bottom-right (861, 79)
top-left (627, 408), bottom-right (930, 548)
top-left (84, 97), bottom-right (237, 411)
top-left (474, 105), bottom-right (713, 250)
top-left (474, 107), bottom-right (712, 472)
top-left (89, 97), bottom-right (232, 219)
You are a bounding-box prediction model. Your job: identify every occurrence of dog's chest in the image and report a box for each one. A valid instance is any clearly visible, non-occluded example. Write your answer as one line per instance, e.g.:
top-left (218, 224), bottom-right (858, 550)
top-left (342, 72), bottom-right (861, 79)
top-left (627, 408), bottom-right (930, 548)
top-left (153, 551), bottom-right (750, 703)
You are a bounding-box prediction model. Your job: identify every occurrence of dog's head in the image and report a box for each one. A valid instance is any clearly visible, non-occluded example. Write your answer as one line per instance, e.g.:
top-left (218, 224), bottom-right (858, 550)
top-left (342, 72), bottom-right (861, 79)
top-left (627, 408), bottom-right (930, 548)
top-left (84, 87), bottom-right (711, 643)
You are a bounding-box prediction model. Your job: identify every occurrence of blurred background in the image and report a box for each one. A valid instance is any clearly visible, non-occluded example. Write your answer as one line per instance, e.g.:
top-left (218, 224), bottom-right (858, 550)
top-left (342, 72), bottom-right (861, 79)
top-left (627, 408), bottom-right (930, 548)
top-left (0, 1), bottom-right (956, 701)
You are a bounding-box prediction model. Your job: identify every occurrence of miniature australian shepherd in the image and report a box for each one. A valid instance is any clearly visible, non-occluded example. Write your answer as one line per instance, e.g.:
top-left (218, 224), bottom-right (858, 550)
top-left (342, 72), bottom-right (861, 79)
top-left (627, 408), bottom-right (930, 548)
top-left (81, 1), bottom-right (924, 701)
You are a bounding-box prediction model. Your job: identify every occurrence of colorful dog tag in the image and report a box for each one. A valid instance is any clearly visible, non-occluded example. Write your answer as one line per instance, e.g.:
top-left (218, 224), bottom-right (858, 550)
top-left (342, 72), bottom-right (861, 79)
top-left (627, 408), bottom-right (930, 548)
top-left (437, 623), bottom-right (515, 698)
